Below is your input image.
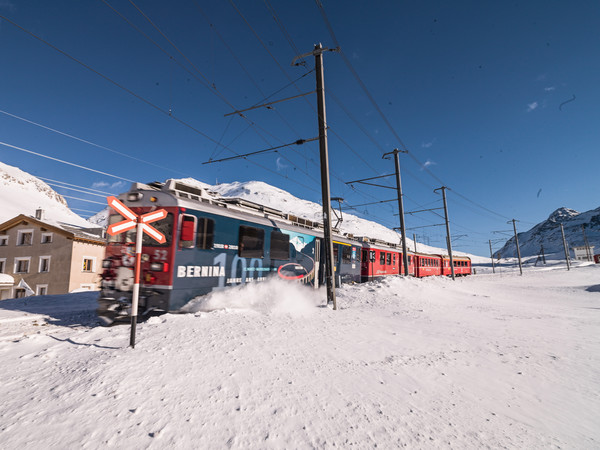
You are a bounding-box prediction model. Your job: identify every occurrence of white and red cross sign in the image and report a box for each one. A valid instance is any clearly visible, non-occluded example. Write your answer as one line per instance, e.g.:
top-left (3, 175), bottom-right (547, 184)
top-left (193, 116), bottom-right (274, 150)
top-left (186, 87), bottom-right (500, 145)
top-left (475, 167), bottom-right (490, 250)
top-left (106, 196), bottom-right (167, 244)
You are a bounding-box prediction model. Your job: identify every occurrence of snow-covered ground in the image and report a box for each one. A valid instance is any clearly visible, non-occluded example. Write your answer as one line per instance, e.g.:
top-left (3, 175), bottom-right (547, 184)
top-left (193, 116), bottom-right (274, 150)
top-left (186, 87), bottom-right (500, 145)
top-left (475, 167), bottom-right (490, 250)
top-left (1, 263), bottom-right (599, 448)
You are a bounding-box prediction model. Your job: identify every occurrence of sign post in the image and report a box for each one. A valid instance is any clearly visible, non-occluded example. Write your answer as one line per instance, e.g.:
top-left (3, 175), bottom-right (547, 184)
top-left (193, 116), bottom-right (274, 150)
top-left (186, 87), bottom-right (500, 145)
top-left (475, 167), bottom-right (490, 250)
top-left (106, 196), bottom-right (166, 348)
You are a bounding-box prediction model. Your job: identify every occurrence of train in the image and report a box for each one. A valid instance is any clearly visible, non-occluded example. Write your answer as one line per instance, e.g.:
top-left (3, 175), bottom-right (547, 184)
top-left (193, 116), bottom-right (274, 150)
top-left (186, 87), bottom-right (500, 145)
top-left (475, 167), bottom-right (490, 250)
top-left (97, 179), bottom-right (471, 324)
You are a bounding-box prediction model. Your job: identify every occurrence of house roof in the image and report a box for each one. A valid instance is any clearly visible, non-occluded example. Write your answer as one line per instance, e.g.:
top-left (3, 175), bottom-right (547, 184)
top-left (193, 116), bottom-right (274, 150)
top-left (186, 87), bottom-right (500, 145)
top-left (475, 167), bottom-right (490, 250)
top-left (0, 214), bottom-right (105, 245)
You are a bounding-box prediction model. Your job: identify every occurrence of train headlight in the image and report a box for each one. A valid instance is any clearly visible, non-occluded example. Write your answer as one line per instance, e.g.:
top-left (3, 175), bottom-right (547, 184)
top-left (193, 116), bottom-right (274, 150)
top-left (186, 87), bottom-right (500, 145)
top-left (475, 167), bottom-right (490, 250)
top-left (150, 262), bottom-right (164, 271)
top-left (127, 192), bottom-right (143, 201)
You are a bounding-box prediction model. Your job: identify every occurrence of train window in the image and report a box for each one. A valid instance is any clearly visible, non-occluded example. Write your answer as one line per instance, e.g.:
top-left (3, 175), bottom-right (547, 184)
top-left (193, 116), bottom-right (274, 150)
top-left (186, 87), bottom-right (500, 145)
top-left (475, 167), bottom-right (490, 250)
top-left (362, 250), bottom-right (368, 263)
top-left (270, 231), bottom-right (290, 260)
top-left (239, 226), bottom-right (264, 258)
top-left (392, 254), bottom-right (396, 266)
top-left (386, 253), bottom-right (391, 265)
top-left (333, 245), bottom-right (339, 261)
top-left (369, 250), bottom-right (376, 262)
top-left (180, 215), bottom-right (196, 248)
top-left (380, 252), bottom-right (386, 265)
top-left (342, 246), bottom-right (352, 263)
top-left (197, 218), bottom-right (214, 250)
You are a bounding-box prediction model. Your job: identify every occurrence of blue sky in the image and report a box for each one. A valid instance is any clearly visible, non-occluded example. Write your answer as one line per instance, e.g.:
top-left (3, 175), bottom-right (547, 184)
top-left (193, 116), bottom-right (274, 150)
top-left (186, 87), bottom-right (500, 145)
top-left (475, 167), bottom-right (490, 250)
top-left (1, 1), bottom-right (598, 257)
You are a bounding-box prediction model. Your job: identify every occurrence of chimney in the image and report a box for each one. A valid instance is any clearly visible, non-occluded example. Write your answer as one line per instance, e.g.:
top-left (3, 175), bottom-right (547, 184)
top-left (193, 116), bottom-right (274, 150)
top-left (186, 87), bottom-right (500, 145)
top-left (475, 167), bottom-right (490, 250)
top-left (35, 208), bottom-right (44, 220)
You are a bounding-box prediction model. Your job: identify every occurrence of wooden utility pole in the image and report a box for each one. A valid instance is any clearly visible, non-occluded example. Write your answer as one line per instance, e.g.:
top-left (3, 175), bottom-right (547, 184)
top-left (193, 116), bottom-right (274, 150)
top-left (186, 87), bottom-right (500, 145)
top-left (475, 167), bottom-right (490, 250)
top-left (489, 240), bottom-right (495, 274)
top-left (509, 219), bottom-right (523, 275)
top-left (434, 186), bottom-right (455, 280)
top-left (314, 43), bottom-right (336, 310)
top-left (560, 223), bottom-right (571, 270)
top-left (541, 244), bottom-right (546, 265)
top-left (582, 224), bottom-right (592, 262)
top-left (383, 149), bottom-right (409, 275)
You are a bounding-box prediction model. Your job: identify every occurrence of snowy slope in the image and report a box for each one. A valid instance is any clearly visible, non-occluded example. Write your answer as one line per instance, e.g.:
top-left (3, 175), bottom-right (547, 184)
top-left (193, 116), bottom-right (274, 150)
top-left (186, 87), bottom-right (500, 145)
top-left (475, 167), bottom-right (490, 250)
top-left (0, 161), bottom-right (93, 227)
top-left (497, 207), bottom-right (600, 257)
top-left (0, 264), bottom-right (598, 448)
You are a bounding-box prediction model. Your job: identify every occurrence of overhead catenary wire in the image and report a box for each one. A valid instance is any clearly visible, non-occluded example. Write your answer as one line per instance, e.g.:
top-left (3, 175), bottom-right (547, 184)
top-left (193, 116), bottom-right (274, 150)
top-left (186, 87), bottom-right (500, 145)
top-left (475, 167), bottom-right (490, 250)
top-left (219, 1), bottom-right (393, 210)
top-left (0, 141), bottom-right (136, 183)
top-left (1, 12), bottom-right (323, 195)
top-left (0, 108), bottom-right (188, 176)
top-left (314, 0), bottom-right (512, 223)
top-left (37, 176), bottom-right (115, 195)
top-left (44, 182), bottom-right (110, 198)
top-left (246, 0), bottom-right (402, 210)
top-left (124, 0), bottom-right (322, 186)
top-left (204, 137), bottom-right (318, 164)
top-left (60, 195), bottom-right (108, 206)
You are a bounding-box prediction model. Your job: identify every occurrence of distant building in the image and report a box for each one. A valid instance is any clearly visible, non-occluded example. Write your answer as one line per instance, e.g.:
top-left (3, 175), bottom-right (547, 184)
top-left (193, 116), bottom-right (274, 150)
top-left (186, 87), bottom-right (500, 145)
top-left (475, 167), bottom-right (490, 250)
top-left (572, 246), bottom-right (595, 262)
top-left (0, 212), bottom-right (105, 300)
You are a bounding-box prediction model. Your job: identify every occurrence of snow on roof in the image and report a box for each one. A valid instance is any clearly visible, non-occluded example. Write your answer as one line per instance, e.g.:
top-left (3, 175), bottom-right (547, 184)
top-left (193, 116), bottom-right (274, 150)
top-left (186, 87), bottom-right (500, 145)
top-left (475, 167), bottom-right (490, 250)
top-left (0, 274), bottom-right (14, 286)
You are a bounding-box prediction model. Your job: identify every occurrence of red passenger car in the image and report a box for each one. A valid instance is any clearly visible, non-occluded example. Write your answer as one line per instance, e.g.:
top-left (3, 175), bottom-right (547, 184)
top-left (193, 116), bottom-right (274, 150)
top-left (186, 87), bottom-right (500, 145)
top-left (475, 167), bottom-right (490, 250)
top-left (360, 241), bottom-right (401, 281)
top-left (441, 256), bottom-right (472, 276)
top-left (414, 253), bottom-right (443, 277)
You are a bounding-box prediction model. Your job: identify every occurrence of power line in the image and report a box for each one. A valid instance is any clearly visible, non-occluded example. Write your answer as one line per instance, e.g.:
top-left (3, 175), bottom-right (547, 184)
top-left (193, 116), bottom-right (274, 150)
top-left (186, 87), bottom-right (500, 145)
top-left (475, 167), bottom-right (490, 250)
top-left (0, 108), bottom-right (188, 176)
top-left (37, 176), bottom-right (114, 195)
top-left (44, 182), bottom-right (109, 198)
top-left (61, 195), bottom-right (107, 206)
top-left (314, 1), bottom-right (512, 223)
top-left (3, 12), bottom-right (321, 195)
top-left (121, 1), bottom-right (321, 187)
top-left (0, 141), bottom-right (136, 182)
top-left (71, 208), bottom-right (103, 215)
top-left (204, 137), bottom-right (318, 164)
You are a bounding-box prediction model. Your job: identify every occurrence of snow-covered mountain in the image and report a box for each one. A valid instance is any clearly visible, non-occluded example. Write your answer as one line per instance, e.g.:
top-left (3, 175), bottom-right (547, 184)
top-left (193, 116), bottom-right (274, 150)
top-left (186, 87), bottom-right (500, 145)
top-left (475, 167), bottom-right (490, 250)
top-left (496, 207), bottom-right (600, 257)
top-left (0, 161), bottom-right (93, 228)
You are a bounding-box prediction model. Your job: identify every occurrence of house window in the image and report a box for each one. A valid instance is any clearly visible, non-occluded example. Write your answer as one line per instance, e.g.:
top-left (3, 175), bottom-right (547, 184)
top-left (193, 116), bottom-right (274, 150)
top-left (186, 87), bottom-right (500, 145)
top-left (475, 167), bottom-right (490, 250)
top-left (39, 256), bottom-right (51, 273)
top-left (15, 257), bottom-right (31, 273)
top-left (239, 226), bottom-right (264, 258)
top-left (82, 257), bottom-right (96, 272)
top-left (41, 232), bottom-right (53, 244)
top-left (17, 230), bottom-right (33, 246)
top-left (0, 258), bottom-right (6, 273)
top-left (0, 235), bottom-right (7, 246)
top-left (269, 231), bottom-right (290, 260)
top-left (36, 285), bottom-right (48, 296)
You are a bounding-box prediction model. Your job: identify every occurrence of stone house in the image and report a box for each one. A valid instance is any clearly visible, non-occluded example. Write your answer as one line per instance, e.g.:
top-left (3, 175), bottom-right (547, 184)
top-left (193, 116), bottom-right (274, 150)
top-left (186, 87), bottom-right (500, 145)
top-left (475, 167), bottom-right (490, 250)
top-left (0, 213), bottom-right (106, 300)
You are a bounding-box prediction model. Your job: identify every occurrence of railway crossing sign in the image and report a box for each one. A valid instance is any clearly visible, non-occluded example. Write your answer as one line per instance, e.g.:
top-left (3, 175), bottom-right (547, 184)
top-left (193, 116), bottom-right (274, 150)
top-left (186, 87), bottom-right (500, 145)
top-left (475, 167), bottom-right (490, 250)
top-left (106, 196), bottom-right (167, 348)
top-left (107, 196), bottom-right (167, 243)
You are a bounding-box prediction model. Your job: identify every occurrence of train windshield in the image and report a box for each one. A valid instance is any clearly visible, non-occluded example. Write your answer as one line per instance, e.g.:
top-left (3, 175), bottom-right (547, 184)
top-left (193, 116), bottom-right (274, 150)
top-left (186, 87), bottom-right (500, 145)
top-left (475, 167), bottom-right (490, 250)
top-left (107, 212), bottom-right (174, 247)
